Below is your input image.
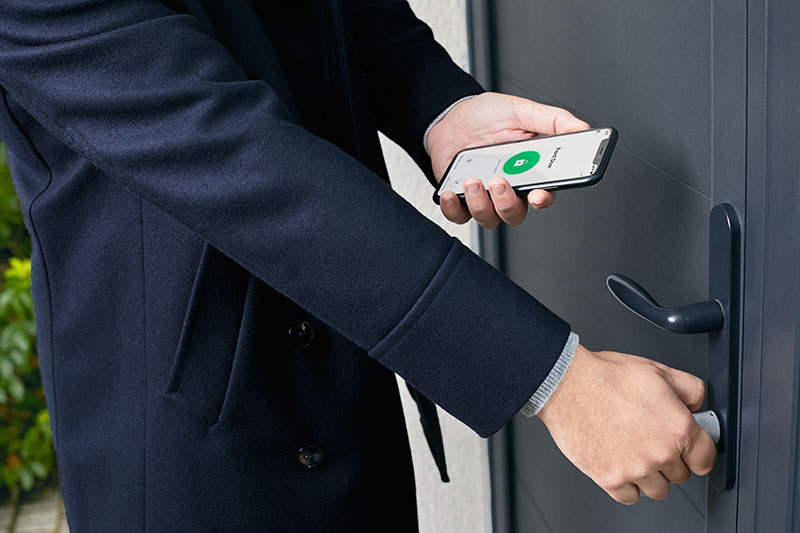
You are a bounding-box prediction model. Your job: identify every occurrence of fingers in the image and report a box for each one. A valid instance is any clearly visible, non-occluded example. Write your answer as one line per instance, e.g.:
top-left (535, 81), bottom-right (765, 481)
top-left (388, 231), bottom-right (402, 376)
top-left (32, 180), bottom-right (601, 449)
top-left (488, 178), bottom-right (527, 225)
top-left (659, 366), bottom-right (715, 476)
top-left (463, 179), bottom-right (501, 228)
top-left (528, 189), bottom-right (557, 210)
top-left (606, 483), bottom-right (641, 506)
top-left (514, 98), bottom-right (591, 136)
top-left (655, 363), bottom-right (715, 476)
top-left (439, 191), bottom-right (472, 224)
top-left (660, 366), bottom-right (706, 412)
top-left (637, 472), bottom-right (671, 501)
top-left (660, 458), bottom-right (692, 485)
top-left (606, 461), bottom-right (690, 504)
top-left (441, 177), bottom-right (548, 228)
top-left (681, 419), bottom-right (717, 477)
top-left (607, 466), bottom-right (683, 505)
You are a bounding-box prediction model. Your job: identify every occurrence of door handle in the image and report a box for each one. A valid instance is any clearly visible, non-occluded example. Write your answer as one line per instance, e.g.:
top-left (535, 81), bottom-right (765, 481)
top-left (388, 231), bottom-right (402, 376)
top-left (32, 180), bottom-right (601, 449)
top-left (606, 274), bottom-right (724, 334)
top-left (606, 203), bottom-right (741, 491)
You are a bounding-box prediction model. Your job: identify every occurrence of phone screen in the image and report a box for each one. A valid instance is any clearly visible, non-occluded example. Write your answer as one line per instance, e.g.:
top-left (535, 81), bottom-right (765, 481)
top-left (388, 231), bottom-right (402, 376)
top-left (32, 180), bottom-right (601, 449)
top-left (437, 128), bottom-right (613, 196)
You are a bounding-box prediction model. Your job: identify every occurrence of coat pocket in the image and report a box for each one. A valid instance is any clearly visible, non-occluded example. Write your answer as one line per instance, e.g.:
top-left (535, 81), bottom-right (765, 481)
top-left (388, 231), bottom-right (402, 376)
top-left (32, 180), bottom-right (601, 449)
top-left (164, 243), bottom-right (251, 425)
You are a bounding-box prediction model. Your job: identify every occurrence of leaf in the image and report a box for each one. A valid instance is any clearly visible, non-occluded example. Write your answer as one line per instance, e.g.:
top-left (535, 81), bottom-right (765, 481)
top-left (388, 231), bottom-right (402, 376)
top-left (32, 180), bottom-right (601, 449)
top-left (19, 291), bottom-right (33, 313)
top-left (28, 461), bottom-right (47, 478)
top-left (0, 328), bottom-right (12, 350)
top-left (0, 357), bottom-right (13, 379)
top-left (8, 349), bottom-right (26, 367)
top-left (8, 376), bottom-right (24, 402)
top-left (0, 387), bottom-right (7, 403)
top-left (0, 290), bottom-right (13, 316)
top-left (11, 328), bottom-right (30, 352)
top-left (18, 467), bottom-right (33, 490)
top-left (6, 258), bottom-right (31, 284)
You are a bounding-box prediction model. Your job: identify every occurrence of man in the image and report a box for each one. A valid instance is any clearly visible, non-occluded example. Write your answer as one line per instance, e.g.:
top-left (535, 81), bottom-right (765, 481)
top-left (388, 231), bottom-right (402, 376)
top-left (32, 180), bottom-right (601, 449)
top-left (0, 1), bottom-right (715, 531)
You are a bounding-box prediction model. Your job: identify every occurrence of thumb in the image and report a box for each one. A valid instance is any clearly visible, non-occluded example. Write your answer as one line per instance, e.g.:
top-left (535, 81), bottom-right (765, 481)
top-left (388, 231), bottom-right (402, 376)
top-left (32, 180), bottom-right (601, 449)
top-left (553, 109), bottom-right (591, 134)
top-left (659, 366), bottom-right (706, 412)
top-left (514, 99), bottom-right (590, 136)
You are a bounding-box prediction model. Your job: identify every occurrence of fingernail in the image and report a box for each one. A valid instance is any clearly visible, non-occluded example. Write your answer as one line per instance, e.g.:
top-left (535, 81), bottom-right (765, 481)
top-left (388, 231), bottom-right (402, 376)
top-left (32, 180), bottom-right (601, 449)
top-left (442, 195), bottom-right (455, 207)
top-left (490, 182), bottom-right (508, 196)
top-left (466, 182), bottom-right (481, 196)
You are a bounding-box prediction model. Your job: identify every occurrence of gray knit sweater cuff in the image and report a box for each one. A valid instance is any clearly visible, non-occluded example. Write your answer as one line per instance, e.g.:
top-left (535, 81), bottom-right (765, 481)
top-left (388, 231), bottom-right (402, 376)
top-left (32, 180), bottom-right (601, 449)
top-left (520, 332), bottom-right (580, 417)
top-left (422, 95), bottom-right (479, 155)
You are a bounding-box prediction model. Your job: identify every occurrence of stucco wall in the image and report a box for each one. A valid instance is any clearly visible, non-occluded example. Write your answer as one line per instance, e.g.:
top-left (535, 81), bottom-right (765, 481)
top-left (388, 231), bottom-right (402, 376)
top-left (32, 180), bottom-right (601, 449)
top-left (379, 2), bottom-right (492, 532)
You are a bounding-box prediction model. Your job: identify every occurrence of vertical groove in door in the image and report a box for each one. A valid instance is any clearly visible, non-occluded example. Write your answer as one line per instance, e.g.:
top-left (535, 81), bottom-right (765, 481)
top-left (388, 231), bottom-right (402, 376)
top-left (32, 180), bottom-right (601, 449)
top-left (467, 2), bottom-right (516, 532)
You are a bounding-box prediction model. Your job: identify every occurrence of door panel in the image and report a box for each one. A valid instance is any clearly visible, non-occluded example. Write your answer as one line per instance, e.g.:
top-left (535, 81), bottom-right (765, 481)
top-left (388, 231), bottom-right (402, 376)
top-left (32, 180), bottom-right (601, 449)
top-left (472, 0), bottom-right (748, 531)
top-left (513, 420), bottom-right (704, 532)
top-left (492, 1), bottom-right (711, 195)
top-left (503, 148), bottom-right (711, 384)
top-left (513, 480), bottom-right (550, 532)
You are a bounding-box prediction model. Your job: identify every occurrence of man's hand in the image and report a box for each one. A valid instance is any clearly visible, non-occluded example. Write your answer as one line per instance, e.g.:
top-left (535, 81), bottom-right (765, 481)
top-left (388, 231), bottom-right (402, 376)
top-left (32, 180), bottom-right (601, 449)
top-left (426, 92), bottom-right (589, 229)
top-left (537, 344), bottom-right (717, 504)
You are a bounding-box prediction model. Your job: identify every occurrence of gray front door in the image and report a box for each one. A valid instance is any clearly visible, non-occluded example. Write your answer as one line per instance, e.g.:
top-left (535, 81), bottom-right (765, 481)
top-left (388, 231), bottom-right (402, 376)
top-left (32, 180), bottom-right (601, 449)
top-left (467, 0), bottom-right (800, 531)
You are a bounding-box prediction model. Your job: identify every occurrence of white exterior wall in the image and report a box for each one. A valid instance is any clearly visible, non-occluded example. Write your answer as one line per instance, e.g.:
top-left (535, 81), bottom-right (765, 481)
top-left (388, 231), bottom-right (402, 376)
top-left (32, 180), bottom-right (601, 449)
top-left (379, 2), bottom-right (492, 532)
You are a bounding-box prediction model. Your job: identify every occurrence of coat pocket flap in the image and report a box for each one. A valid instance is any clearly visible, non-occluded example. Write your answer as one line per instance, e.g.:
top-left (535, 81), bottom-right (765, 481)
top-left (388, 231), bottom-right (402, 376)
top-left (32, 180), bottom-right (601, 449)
top-left (165, 243), bottom-right (250, 425)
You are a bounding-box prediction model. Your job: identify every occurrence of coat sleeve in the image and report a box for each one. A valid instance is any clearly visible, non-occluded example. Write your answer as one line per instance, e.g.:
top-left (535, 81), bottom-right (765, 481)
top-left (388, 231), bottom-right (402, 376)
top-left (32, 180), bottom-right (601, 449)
top-left (0, 0), bottom-right (569, 438)
top-left (342, 0), bottom-right (485, 185)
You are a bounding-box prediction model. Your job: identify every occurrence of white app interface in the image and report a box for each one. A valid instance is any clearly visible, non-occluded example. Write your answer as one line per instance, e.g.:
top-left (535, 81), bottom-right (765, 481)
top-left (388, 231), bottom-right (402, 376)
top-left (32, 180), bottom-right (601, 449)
top-left (438, 128), bottom-right (611, 195)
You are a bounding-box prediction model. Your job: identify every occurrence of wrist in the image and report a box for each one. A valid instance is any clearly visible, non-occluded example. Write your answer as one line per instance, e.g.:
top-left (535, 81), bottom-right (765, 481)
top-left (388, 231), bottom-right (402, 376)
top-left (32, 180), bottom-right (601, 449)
top-left (536, 343), bottom-right (593, 423)
top-left (424, 95), bottom-right (477, 154)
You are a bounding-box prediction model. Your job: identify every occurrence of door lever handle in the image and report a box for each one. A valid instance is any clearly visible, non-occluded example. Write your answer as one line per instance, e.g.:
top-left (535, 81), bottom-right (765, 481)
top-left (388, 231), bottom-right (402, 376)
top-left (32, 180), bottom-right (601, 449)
top-left (606, 274), bottom-right (724, 334)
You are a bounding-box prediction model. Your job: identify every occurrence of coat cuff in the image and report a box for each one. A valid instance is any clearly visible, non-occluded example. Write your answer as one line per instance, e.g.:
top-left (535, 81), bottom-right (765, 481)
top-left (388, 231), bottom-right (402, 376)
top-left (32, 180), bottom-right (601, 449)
top-left (369, 238), bottom-right (571, 438)
top-left (519, 331), bottom-right (579, 417)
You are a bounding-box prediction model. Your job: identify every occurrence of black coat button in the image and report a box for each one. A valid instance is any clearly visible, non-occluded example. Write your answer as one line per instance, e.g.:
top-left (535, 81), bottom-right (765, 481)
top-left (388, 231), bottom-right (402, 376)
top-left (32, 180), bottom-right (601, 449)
top-left (297, 445), bottom-right (325, 469)
top-left (288, 320), bottom-right (314, 349)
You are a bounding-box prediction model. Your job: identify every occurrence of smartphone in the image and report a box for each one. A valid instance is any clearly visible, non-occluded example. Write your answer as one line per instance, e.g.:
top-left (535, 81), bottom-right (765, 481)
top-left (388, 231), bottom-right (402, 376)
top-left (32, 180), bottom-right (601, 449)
top-left (433, 127), bottom-right (617, 204)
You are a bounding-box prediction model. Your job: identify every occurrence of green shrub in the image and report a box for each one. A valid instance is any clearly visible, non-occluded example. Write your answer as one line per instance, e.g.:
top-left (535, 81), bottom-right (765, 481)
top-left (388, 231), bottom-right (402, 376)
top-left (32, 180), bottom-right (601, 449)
top-left (0, 143), bottom-right (55, 504)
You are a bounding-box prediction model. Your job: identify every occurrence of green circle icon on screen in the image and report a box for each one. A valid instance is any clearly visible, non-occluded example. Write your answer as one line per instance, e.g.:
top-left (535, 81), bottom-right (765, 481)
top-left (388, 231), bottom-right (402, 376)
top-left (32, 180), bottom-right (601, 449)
top-left (503, 151), bottom-right (540, 174)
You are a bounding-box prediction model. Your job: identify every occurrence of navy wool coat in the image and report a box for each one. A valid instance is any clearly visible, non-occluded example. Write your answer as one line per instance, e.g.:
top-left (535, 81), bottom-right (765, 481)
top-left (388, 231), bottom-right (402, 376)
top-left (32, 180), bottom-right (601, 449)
top-left (0, 1), bottom-right (570, 531)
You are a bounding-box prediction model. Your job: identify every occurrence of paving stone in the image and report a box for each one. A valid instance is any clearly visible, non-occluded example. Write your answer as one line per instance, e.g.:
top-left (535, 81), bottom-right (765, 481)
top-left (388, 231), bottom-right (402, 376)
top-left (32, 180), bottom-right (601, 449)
top-left (12, 503), bottom-right (59, 532)
top-left (54, 495), bottom-right (68, 533)
top-left (7, 490), bottom-right (61, 533)
top-left (0, 504), bottom-right (15, 530)
top-left (0, 488), bottom-right (69, 533)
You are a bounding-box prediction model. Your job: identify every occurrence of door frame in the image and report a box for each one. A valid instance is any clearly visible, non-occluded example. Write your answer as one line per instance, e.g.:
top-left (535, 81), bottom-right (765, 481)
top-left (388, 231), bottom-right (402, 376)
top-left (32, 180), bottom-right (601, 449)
top-left (465, 3), bottom-right (519, 531)
top-left (739, 0), bottom-right (800, 530)
top-left (466, 0), bottom-right (800, 531)
top-left (465, 3), bottom-right (510, 531)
